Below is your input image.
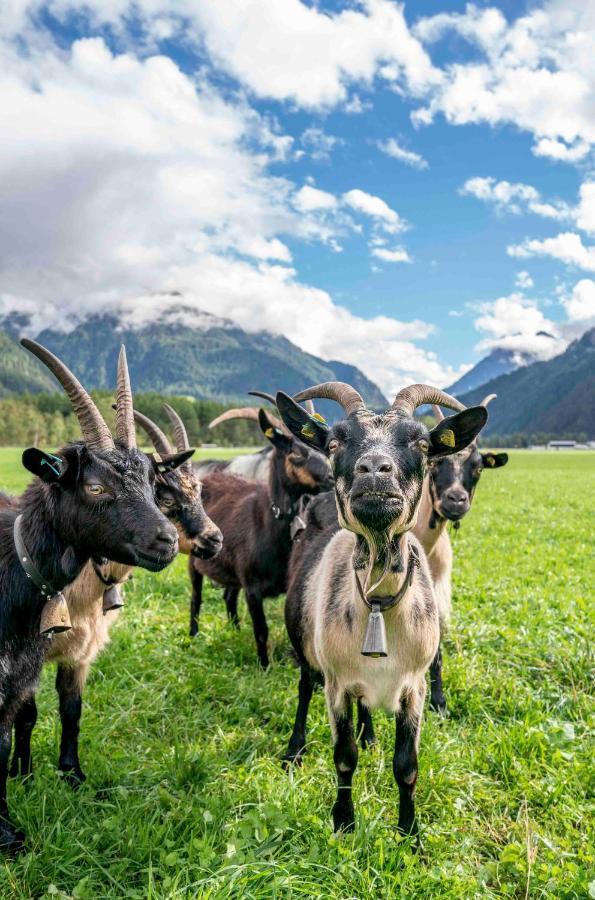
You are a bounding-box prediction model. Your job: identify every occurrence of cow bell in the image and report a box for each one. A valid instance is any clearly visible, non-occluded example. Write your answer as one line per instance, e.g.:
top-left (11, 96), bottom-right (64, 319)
top-left (102, 585), bottom-right (125, 614)
top-left (361, 601), bottom-right (387, 658)
top-left (39, 592), bottom-right (72, 635)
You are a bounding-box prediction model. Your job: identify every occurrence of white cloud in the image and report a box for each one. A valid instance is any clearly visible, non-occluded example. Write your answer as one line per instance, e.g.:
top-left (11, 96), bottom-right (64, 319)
top-left (343, 188), bottom-right (406, 233)
top-left (508, 233), bottom-right (595, 272)
top-left (515, 271), bottom-right (534, 289)
top-left (473, 292), bottom-right (565, 359)
top-left (371, 246), bottom-right (411, 264)
top-left (414, 0), bottom-right (595, 164)
top-left (532, 137), bottom-right (590, 163)
top-left (293, 185), bottom-right (338, 212)
top-left (575, 181), bottom-right (595, 235)
top-left (377, 138), bottom-right (428, 169)
top-left (561, 278), bottom-right (595, 321)
top-left (299, 127), bottom-right (340, 161)
top-left (461, 176), bottom-right (572, 221)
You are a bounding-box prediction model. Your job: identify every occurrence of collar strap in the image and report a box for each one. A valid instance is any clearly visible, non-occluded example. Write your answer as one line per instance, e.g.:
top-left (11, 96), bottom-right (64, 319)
top-left (13, 514), bottom-right (72, 635)
top-left (14, 514), bottom-right (58, 597)
top-left (355, 543), bottom-right (420, 613)
top-left (92, 559), bottom-right (122, 587)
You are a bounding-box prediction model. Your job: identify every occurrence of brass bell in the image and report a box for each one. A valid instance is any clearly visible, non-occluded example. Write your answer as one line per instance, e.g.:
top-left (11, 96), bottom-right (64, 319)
top-left (361, 601), bottom-right (387, 658)
top-left (39, 592), bottom-right (71, 635)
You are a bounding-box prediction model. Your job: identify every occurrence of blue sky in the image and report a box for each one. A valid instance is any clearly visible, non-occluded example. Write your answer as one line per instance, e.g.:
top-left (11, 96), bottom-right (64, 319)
top-left (0, 0), bottom-right (594, 395)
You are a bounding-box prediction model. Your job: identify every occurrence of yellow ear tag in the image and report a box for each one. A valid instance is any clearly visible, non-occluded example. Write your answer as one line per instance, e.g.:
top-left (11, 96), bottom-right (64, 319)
top-left (486, 455), bottom-right (496, 467)
top-left (440, 428), bottom-right (456, 448)
top-left (264, 427), bottom-right (274, 438)
top-left (301, 424), bottom-right (315, 438)
top-left (312, 413), bottom-right (326, 423)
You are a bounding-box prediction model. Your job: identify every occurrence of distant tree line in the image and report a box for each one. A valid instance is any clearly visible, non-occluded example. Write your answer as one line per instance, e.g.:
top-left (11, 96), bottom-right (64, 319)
top-left (0, 391), bottom-right (265, 448)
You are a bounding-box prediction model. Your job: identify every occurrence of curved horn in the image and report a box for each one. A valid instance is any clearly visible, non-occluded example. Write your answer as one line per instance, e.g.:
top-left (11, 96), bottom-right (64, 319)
top-left (21, 339), bottom-right (114, 452)
top-left (115, 346), bottom-right (136, 449)
top-left (391, 384), bottom-right (465, 417)
top-left (209, 407), bottom-right (260, 429)
top-left (294, 382), bottom-right (365, 417)
top-left (133, 410), bottom-right (172, 456)
top-left (162, 403), bottom-right (190, 453)
top-left (248, 390), bottom-right (276, 405)
top-left (209, 406), bottom-right (289, 435)
top-left (480, 393), bottom-right (497, 407)
top-left (431, 404), bottom-right (445, 422)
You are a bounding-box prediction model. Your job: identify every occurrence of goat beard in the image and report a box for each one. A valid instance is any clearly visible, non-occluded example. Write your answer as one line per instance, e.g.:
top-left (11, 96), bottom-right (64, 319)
top-left (353, 530), bottom-right (405, 598)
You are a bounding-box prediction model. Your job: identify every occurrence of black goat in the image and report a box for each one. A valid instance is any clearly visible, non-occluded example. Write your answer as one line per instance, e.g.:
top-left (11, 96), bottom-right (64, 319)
top-left (189, 409), bottom-right (333, 667)
top-left (0, 341), bottom-right (178, 853)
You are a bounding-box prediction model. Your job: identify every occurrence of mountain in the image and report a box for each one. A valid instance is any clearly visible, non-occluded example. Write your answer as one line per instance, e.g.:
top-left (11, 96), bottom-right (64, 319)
top-left (0, 330), bottom-right (56, 397)
top-left (446, 332), bottom-right (561, 397)
top-left (457, 327), bottom-right (595, 438)
top-left (1, 305), bottom-right (387, 413)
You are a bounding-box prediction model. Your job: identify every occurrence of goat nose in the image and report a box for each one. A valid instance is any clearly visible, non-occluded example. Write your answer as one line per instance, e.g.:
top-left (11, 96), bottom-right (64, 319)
top-left (446, 489), bottom-right (466, 505)
top-left (355, 454), bottom-right (394, 476)
top-left (155, 528), bottom-right (177, 548)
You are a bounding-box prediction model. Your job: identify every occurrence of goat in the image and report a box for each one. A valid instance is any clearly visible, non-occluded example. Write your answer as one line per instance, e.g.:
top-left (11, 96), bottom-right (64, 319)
top-left (0, 341), bottom-right (179, 853)
top-left (189, 408), bottom-right (333, 666)
top-left (275, 381), bottom-right (486, 835)
top-left (9, 406), bottom-right (223, 788)
top-left (194, 393), bottom-right (318, 483)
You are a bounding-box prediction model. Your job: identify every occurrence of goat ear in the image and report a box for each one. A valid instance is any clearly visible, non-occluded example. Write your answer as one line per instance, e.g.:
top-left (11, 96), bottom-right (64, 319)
top-left (428, 407), bottom-right (488, 458)
top-left (481, 451), bottom-right (508, 469)
top-left (258, 409), bottom-right (291, 449)
top-left (152, 449), bottom-right (195, 473)
top-left (22, 448), bottom-right (69, 483)
top-left (275, 392), bottom-right (330, 453)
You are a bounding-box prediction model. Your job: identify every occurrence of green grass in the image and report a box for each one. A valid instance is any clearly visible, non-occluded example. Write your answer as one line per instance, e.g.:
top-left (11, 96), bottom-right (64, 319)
top-left (0, 449), bottom-right (593, 898)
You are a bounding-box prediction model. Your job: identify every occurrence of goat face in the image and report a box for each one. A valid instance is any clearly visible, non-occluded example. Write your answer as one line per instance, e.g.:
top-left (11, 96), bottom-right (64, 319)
top-left (429, 446), bottom-right (509, 522)
top-left (276, 395), bottom-right (488, 542)
top-left (23, 442), bottom-right (179, 572)
top-left (152, 462), bottom-right (223, 560)
top-left (258, 410), bottom-right (334, 497)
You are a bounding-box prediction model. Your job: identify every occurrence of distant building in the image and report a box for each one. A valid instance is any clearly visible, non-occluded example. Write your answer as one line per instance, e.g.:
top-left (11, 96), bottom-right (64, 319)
top-left (547, 440), bottom-right (576, 450)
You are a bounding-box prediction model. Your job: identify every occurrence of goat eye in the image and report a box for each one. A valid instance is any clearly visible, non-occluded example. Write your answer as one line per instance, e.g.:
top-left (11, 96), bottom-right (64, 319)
top-left (417, 439), bottom-right (429, 454)
top-left (161, 497), bottom-right (175, 507)
top-left (86, 484), bottom-right (105, 496)
top-left (328, 439), bottom-right (339, 453)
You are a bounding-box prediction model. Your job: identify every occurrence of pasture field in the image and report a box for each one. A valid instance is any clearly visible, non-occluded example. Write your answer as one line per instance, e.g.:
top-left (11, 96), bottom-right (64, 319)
top-left (0, 449), bottom-right (593, 898)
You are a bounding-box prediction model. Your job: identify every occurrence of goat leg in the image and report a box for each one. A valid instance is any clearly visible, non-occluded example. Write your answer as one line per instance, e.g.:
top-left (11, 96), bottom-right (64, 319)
top-left (356, 699), bottom-right (376, 749)
top-left (393, 684), bottom-right (424, 839)
top-left (56, 663), bottom-right (87, 787)
top-left (0, 719), bottom-right (25, 854)
top-left (282, 667), bottom-right (315, 767)
top-left (224, 588), bottom-right (240, 629)
top-left (429, 645), bottom-right (448, 715)
top-left (245, 591), bottom-right (269, 668)
top-left (10, 696), bottom-right (37, 778)
top-left (188, 560), bottom-right (203, 637)
top-left (328, 692), bottom-right (358, 833)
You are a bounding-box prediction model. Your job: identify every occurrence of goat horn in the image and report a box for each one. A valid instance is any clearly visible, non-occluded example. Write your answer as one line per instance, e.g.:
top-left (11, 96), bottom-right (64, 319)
top-left (480, 393), bottom-right (497, 407)
top-left (115, 346), bottom-right (136, 449)
top-left (133, 409), bottom-right (172, 456)
top-left (209, 406), bottom-right (289, 435)
top-left (248, 390), bottom-right (276, 405)
top-left (391, 384), bottom-right (465, 417)
top-left (162, 403), bottom-right (190, 453)
top-left (20, 339), bottom-right (115, 452)
top-left (295, 382), bottom-right (365, 417)
top-left (431, 404), bottom-right (445, 422)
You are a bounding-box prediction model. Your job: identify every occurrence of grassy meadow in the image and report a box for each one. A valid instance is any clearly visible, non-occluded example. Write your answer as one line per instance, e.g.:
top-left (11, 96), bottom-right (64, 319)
top-left (0, 447), bottom-right (593, 898)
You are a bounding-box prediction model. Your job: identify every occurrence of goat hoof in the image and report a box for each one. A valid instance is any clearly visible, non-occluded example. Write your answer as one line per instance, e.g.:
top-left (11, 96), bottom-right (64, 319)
top-left (60, 765), bottom-right (87, 789)
top-left (430, 699), bottom-right (449, 718)
top-left (0, 823), bottom-right (26, 856)
top-left (360, 734), bottom-right (377, 750)
top-left (9, 757), bottom-right (33, 779)
top-left (281, 751), bottom-right (304, 770)
top-left (332, 803), bottom-right (355, 834)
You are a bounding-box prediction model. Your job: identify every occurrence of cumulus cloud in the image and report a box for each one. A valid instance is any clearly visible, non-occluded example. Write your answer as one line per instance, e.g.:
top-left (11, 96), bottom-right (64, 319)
top-left (370, 247), bottom-right (411, 264)
top-left (377, 138), bottom-right (428, 169)
top-left (473, 293), bottom-right (565, 359)
top-left (299, 127), bottom-right (341, 161)
top-left (293, 185), bottom-right (338, 212)
top-left (560, 278), bottom-right (595, 321)
top-left (515, 271), bottom-right (534, 289)
top-left (414, 0), bottom-right (595, 163)
top-left (342, 189), bottom-right (406, 233)
top-left (461, 176), bottom-right (572, 221)
top-left (508, 233), bottom-right (595, 272)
